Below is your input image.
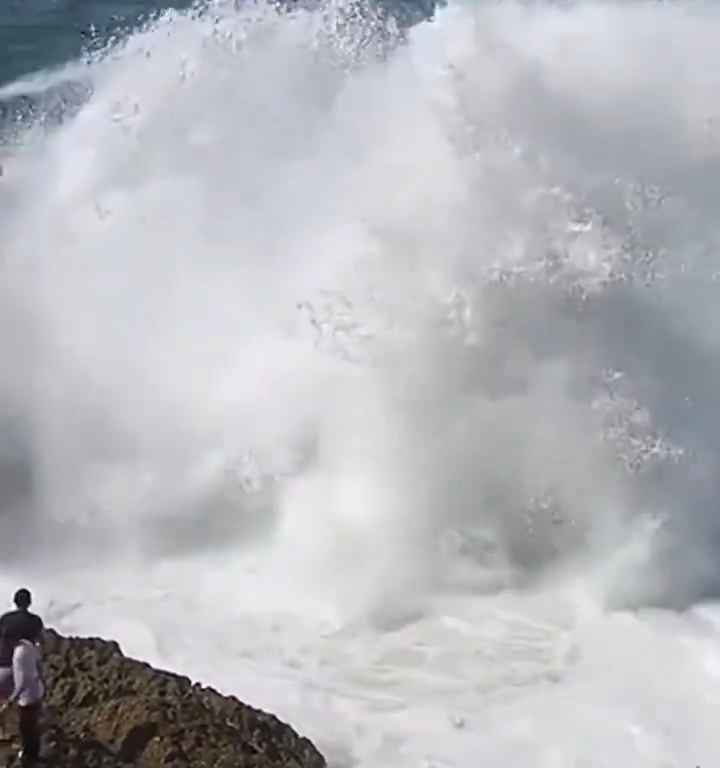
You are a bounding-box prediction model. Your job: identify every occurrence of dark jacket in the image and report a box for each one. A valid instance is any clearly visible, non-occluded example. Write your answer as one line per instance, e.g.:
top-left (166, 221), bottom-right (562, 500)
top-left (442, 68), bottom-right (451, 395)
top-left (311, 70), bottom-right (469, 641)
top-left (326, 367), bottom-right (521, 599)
top-left (0, 609), bottom-right (43, 667)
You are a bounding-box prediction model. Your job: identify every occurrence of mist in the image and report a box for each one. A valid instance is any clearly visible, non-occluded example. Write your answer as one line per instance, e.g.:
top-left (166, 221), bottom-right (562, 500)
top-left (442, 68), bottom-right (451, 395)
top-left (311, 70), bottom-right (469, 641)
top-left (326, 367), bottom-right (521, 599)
top-left (0, 0), bottom-right (718, 626)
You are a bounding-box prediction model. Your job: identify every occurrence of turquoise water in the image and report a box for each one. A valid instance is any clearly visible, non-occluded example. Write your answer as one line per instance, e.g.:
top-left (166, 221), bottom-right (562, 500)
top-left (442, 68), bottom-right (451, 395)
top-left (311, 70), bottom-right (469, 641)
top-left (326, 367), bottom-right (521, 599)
top-left (0, 0), bottom-right (436, 140)
top-left (0, 0), bottom-right (190, 86)
top-left (0, 0), bottom-right (435, 88)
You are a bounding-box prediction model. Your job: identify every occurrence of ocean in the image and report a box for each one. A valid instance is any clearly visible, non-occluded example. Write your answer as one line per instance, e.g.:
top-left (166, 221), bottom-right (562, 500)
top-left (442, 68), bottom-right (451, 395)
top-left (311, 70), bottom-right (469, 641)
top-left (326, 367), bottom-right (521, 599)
top-left (0, 1), bottom-right (189, 86)
top-left (1, 0), bottom-right (720, 766)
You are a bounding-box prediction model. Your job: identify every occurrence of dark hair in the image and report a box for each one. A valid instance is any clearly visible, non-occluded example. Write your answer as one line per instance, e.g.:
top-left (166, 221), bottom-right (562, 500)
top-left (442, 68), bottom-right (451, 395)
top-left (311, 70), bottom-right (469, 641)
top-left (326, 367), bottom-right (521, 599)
top-left (13, 588), bottom-right (31, 609)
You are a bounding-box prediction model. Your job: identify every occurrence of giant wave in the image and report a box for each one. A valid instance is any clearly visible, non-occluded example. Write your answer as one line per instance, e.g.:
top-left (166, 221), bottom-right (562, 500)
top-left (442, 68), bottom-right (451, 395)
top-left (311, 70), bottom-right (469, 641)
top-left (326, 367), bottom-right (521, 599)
top-left (1, 1), bottom-right (720, 765)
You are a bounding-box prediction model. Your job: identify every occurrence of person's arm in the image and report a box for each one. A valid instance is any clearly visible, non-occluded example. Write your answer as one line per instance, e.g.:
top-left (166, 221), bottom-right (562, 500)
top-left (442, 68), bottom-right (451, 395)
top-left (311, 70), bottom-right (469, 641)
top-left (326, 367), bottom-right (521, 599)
top-left (36, 648), bottom-right (44, 692)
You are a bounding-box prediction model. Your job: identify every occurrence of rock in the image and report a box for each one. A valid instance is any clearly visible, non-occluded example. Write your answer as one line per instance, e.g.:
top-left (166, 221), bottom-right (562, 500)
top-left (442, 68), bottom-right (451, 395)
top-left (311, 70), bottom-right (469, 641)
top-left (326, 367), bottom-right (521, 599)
top-left (3, 629), bottom-right (326, 768)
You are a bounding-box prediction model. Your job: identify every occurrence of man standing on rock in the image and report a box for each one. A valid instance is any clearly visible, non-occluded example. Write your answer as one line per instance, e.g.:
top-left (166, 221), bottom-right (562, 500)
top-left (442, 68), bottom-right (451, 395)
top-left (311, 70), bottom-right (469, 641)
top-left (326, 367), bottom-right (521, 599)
top-left (0, 590), bottom-right (44, 764)
top-left (0, 590), bottom-right (43, 709)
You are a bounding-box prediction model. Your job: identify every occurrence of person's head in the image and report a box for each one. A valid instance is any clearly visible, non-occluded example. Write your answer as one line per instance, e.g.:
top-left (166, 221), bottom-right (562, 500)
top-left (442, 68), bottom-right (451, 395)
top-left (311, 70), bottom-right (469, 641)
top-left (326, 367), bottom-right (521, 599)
top-left (13, 588), bottom-right (31, 610)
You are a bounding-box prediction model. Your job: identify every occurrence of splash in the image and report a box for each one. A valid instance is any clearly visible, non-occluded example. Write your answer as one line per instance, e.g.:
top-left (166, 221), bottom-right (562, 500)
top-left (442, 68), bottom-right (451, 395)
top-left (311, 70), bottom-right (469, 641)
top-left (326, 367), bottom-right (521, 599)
top-left (0, 0), bottom-right (719, 625)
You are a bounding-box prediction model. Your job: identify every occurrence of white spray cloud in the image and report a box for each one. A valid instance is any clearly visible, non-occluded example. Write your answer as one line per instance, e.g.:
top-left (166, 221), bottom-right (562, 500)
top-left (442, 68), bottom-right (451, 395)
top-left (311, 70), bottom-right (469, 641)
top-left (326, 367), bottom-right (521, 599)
top-left (0, 0), bottom-right (718, 622)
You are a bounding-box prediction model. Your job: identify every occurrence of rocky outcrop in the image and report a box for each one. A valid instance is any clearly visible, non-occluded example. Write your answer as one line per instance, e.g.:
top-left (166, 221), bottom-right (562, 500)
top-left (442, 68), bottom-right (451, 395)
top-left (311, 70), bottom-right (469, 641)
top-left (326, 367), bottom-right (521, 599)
top-left (3, 630), bottom-right (326, 768)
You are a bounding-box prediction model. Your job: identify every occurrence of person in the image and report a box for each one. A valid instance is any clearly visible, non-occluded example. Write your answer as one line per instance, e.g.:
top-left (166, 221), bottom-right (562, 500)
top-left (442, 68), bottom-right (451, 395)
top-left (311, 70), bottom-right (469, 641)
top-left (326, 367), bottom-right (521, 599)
top-left (0, 590), bottom-right (43, 740)
top-left (1, 630), bottom-right (44, 765)
top-left (0, 590), bottom-right (43, 668)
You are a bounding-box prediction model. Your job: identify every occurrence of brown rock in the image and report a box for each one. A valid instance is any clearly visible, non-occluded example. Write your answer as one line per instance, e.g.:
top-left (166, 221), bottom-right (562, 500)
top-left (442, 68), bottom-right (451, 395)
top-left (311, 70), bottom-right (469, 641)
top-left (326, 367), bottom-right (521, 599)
top-left (3, 630), bottom-right (327, 768)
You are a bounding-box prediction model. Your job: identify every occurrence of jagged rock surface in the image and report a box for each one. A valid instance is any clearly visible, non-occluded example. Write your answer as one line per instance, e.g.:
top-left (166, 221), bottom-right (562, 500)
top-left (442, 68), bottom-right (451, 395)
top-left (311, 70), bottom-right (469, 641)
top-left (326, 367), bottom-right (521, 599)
top-left (3, 630), bottom-right (326, 768)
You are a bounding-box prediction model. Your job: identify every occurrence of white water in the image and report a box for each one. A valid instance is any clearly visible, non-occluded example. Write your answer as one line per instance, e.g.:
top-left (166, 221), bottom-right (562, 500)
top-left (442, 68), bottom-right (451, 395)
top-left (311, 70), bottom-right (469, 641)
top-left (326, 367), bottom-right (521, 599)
top-left (2, 0), bottom-right (720, 765)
